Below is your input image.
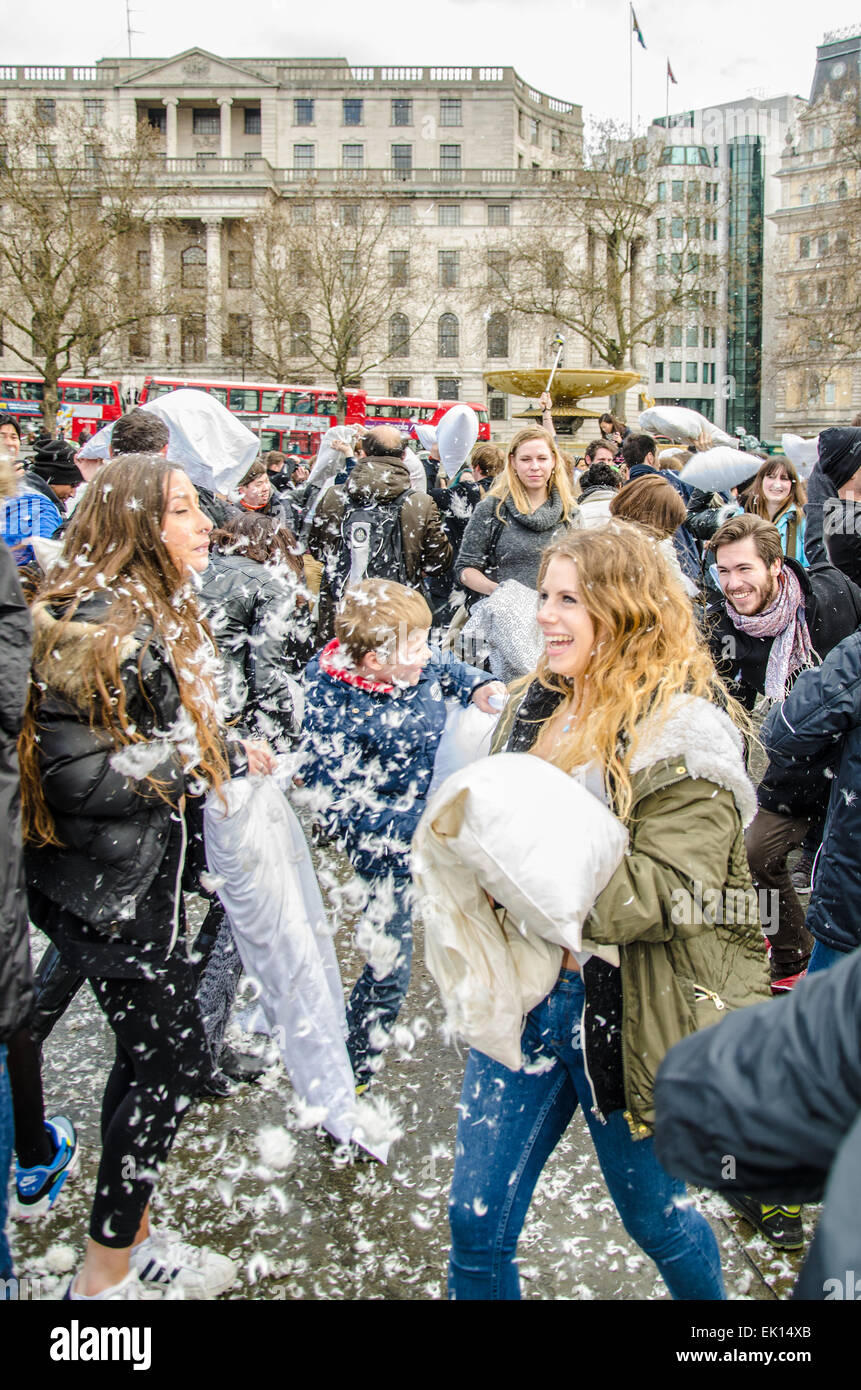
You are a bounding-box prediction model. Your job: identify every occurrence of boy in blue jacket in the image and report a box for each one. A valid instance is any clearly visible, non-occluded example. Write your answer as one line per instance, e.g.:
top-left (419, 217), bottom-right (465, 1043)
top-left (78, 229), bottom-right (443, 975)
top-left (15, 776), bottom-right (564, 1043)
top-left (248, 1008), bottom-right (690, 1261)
top-left (299, 579), bottom-right (503, 1088)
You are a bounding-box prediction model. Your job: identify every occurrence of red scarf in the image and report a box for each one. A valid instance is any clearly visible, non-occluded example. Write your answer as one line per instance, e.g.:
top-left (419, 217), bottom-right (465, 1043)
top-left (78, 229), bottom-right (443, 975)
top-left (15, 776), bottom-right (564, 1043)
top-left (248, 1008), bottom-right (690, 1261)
top-left (319, 639), bottom-right (394, 694)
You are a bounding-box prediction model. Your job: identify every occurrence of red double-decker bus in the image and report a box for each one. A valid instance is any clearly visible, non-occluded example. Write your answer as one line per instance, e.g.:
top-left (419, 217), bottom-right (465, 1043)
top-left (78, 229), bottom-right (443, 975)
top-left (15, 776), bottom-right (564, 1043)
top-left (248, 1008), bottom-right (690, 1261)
top-left (0, 374), bottom-right (124, 441)
top-left (363, 396), bottom-right (491, 442)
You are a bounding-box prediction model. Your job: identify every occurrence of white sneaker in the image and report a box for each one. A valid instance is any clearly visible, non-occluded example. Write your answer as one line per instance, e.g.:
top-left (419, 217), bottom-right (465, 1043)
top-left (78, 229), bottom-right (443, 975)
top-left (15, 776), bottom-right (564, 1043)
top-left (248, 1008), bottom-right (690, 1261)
top-left (66, 1270), bottom-right (164, 1301)
top-left (130, 1229), bottom-right (236, 1299)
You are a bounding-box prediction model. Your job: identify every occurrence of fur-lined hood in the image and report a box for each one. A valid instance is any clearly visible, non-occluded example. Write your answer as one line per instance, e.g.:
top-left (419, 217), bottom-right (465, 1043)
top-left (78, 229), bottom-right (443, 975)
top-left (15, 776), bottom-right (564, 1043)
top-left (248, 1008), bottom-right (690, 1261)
top-left (630, 693), bottom-right (757, 827)
top-left (31, 599), bottom-right (141, 713)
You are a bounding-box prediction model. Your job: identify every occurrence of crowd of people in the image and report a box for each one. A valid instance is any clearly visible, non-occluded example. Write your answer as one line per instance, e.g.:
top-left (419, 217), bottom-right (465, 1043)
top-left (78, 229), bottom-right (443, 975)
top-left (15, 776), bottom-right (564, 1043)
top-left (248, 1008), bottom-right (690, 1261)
top-left (1, 396), bottom-right (861, 1304)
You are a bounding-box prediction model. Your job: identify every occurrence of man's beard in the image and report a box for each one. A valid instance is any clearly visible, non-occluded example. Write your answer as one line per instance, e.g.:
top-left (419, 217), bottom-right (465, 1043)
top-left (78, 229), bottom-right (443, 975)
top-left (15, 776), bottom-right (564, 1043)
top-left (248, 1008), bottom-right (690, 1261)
top-left (726, 576), bottom-right (779, 616)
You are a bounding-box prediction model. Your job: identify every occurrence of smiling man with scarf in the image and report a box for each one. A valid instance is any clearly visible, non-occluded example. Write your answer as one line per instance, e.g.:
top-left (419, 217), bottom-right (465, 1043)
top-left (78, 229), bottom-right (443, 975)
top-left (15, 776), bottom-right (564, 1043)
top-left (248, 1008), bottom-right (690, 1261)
top-left (707, 513), bottom-right (861, 986)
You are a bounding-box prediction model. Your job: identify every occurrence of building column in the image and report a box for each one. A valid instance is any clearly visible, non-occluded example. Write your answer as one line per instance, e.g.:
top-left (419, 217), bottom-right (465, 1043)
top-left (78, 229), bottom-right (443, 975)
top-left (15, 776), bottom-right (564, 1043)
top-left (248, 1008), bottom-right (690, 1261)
top-left (163, 97), bottom-right (179, 159)
top-left (204, 216), bottom-right (223, 362)
top-left (149, 221), bottom-right (166, 363)
top-left (219, 99), bottom-right (233, 160)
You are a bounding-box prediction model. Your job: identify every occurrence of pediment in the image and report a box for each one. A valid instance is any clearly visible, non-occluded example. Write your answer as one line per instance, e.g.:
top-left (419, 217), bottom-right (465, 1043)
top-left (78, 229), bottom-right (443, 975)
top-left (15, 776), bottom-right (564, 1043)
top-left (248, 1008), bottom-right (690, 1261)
top-left (120, 49), bottom-right (276, 89)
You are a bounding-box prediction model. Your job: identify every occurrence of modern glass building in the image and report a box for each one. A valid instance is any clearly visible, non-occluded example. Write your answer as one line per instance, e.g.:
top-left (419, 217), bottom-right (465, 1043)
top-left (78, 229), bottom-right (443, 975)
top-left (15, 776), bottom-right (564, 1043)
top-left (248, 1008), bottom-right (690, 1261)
top-left (726, 136), bottom-right (764, 436)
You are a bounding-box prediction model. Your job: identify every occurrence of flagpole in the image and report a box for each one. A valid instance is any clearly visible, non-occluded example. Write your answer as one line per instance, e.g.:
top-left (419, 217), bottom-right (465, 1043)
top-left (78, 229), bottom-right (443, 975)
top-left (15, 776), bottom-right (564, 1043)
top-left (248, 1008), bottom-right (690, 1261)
top-left (628, 3), bottom-right (633, 137)
top-left (666, 60), bottom-right (669, 129)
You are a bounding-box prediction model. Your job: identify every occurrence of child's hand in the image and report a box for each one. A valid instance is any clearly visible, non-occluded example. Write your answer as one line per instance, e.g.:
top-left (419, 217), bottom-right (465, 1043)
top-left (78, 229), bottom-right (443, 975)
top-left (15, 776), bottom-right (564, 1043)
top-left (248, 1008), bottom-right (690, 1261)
top-left (471, 681), bottom-right (507, 714)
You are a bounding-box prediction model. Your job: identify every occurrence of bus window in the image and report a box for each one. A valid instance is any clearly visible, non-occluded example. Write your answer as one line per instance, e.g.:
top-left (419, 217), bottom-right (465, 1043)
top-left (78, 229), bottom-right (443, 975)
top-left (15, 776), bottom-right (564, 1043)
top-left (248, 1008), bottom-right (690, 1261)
top-left (288, 393), bottom-right (315, 415)
top-left (1, 381), bottom-right (17, 399)
top-left (21, 382), bottom-right (44, 401)
top-left (261, 390), bottom-right (282, 413)
top-left (209, 387), bottom-right (228, 406)
top-left (63, 386), bottom-right (91, 403)
top-left (476, 408), bottom-right (489, 423)
top-left (91, 385), bottom-right (114, 405)
top-left (229, 388), bottom-right (260, 412)
top-left (148, 382), bottom-right (174, 399)
top-left (418, 406), bottom-right (436, 420)
top-left (260, 431), bottom-right (281, 452)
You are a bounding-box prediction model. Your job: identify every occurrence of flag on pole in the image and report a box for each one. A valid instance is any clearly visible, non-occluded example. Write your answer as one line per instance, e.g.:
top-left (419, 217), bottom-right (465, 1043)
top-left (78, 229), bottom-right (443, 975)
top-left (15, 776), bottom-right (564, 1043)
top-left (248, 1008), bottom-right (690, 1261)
top-left (667, 58), bottom-right (678, 85)
top-left (631, 5), bottom-right (646, 49)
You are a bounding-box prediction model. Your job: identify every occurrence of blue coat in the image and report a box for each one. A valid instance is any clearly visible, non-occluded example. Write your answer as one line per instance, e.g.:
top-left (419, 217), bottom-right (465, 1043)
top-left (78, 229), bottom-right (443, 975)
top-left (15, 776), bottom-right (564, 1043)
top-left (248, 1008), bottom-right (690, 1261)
top-left (762, 629), bottom-right (861, 953)
top-left (298, 644), bottom-right (489, 878)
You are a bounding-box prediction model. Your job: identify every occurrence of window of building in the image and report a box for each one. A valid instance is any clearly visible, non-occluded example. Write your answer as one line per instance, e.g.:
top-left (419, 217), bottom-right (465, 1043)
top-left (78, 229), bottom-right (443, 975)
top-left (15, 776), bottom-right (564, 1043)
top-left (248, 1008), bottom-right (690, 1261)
top-left (817, 234), bottom-right (829, 257)
top-left (657, 181), bottom-right (667, 202)
top-left (244, 108), bottom-right (261, 135)
top-left (389, 313), bottom-right (410, 357)
top-left (341, 144), bottom-right (364, 171)
top-left (192, 109), bottom-right (219, 135)
top-left (290, 313), bottom-right (311, 355)
top-left (438, 313), bottom-right (459, 356)
top-left (343, 98), bottom-right (363, 126)
top-left (389, 202), bottom-right (412, 225)
top-left (391, 144), bottom-right (413, 180)
top-left (294, 99), bottom-right (314, 126)
top-left (488, 203), bottom-right (510, 227)
top-left (687, 251), bottom-right (699, 272)
top-left (687, 218), bottom-right (700, 239)
top-left (487, 312), bottom-right (509, 358)
top-left (686, 325), bottom-right (698, 348)
top-left (438, 249), bottom-right (460, 288)
top-left (83, 99), bottom-right (104, 128)
top-left (487, 250), bottom-right (509, 287)
top-left (529, 117), bottom-right (540, 144)
top-left (821, 124), bottom-right (832, 147)
top-left (670, 252), bottom-right (683, 274)
top-left (489, 392), bottom-right (507, 421)
top-left (293, 144), bottom-right (315, 172)
top-left (129, 329), bottom-right (150, 360)
top-left (181, 244), bottom-right (206, 289)
top-left (225, 313), bottom-right (252, 359)
top-left (671, 217), bottom-right (684, 238)
top-left (657, 253), bottom-right (666, 275)
top-left (35, 98), bottom-right (55, 125)
top-left (292, 203), bottom-right (312, 224)
top-left (228, 249), bottom-right (252, 289)
top-left (181, 315), bottom-right (206, 363)
top-left (669, 361), bottom-right (682, 383)
top-left (544, 249), bottom-right (564, 290)
top-left (672, 180), bottom-right (684, 201)
top-left (440, 144), bottom-right (462, 180)
top-left (84, 144), bottom-right (100, 171)
top-left (338, 201), bottom-right (359, 226)
top-left (825, 382), bottom-right (836, 405)
top-left (835, 230), bottom-right (849, 255)
top-left (687, 181), bottom-right (700, 201)
top-left (137, 249), bottom-right (150, 290)
top-left (686, 362), bottom-right (698, 383)
top-left (654, 327), bottom-right (665, 348)
top-left (35, 144), bottom-right (54, 169)
top-left (147, 107), bottom-right (166, 132)
top-left (656, 218), bottom-right (665, 238)
top-left (391, 98), bottom-right (412, 126)
top-left (817, 280), bottom-right (828, 304)
top-left (670, 325), bottom-right (683, 347)
top-left (437, 203), bottom-right (461, 226)
top-left (551, 129), bottom-right (561, 153)
top-left (389, 378), bottom-right (411, 397)
top-left (655, 362), bottom-right (665, 383)
top-left (291, 250), bottom-right (312, 287)
top-left (440, 98), bottom-right (462, 127)
top-left (705, 183), bottom-right (712, 203)
top-left (389, 250), bottom-right (410, 288)
top-left (437, 377), bottom-right (459, 400)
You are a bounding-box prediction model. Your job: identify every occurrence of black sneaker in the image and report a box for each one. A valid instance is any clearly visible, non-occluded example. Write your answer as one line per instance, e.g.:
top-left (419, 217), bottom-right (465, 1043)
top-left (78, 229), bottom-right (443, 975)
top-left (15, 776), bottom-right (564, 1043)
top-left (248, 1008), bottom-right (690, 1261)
top-left (790, 851), bottom-right (816, 893)
top-left (218, 1046), bottom-right (266, 1084)
top-left (726, 1194), bottom-right (804, 1250)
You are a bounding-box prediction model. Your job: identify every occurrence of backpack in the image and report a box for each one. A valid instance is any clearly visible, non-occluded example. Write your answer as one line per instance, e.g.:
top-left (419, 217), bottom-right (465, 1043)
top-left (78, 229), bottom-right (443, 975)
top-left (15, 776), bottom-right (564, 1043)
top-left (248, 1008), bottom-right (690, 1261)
top-left (328, 490), bottom-right (413, 601)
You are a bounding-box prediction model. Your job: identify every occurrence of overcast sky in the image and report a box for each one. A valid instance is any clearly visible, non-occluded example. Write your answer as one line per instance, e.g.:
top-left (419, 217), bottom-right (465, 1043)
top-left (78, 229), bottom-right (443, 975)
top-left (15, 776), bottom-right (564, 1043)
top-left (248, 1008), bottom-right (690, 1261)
top-left (12, 0), bottom-right (861, 127)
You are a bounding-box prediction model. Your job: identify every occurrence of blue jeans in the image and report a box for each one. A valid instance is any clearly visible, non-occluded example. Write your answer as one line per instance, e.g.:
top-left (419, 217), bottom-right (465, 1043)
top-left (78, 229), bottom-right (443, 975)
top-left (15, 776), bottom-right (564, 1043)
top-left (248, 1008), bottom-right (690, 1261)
top-left (448, 970), bottom-right (725, 1300)
top-left (807, 938), bottom-right (846, 975)
top-left (346, 875), bottom-right (413, 1085)
top-left (0, 1044), bottom-right (13, 1284)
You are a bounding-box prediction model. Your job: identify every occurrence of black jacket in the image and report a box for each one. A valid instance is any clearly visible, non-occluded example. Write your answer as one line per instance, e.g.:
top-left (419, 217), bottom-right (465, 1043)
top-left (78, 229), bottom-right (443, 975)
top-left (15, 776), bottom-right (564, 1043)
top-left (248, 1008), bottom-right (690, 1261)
top-left (654, 948), bottom-right (861, 1300)
top-left (806, 435), bottom-right (861, 587)
top-left (25, 596), bottom-right (188, 941)
top-left (0, 539), bottom-right (34, 1041)
top-left (706, 554), bottom-right (861, 816)
top-left (762, 629), bottom-right (861, 953)
top-left (199, 552), bottom-right (312, 748)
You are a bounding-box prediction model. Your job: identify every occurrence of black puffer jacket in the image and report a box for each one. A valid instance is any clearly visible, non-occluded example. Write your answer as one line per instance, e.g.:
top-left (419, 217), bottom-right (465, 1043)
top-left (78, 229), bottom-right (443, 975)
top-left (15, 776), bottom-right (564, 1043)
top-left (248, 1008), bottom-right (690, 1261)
top-left (762, 629), bottom-right (861, 954)
top-left (0, 535), bottom-right (34, 1041)
top-left (199, 552), bottom-right (313, 747)
top-left (706, 554), bottom-right (861, 816)
top-left (25, 596), bottom-right (187, 935)
top-left (654, 947), bottom-right (861, 1300)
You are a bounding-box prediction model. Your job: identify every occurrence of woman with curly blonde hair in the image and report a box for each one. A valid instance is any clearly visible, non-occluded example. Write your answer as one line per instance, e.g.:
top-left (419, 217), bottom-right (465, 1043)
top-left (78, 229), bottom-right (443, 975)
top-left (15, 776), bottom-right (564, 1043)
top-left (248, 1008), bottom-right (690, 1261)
top-left (447, 522), bottom-right (770, 1300)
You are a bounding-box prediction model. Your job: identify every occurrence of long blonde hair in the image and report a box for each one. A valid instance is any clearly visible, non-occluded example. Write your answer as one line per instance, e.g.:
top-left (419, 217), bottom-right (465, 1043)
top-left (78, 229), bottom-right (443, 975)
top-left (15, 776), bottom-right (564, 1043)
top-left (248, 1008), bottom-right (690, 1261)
top-left (530, 522), bottom-right (742, 820)
top-left (490, 426), bottom-right (577, 521)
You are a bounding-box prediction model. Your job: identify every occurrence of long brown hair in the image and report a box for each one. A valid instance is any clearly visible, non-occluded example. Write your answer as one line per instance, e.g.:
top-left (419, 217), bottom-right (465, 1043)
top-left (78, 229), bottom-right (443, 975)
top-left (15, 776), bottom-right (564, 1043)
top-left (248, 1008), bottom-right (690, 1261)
top-left (20, 454), bottom-right (230, 846)
top-left (746, 458), bottom-right (806, 525)
top-left (210, 510), bottom-right (303, 575)
top-left (529, 523), bottom-right (744, 819)
top-left (609, 474), bottom-right (687, 538)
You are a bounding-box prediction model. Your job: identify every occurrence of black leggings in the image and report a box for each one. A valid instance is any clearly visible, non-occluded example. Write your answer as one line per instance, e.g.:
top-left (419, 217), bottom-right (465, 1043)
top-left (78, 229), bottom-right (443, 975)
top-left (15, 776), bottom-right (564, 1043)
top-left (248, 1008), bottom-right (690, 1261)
top-left (88, 952), bottom-right (210, 1248)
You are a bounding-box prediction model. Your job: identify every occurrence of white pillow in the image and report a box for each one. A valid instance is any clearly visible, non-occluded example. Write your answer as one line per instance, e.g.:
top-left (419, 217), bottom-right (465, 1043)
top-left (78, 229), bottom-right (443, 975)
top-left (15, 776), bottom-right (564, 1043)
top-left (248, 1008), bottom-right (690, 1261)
top-left (418, 751), bottom-right (628, 952)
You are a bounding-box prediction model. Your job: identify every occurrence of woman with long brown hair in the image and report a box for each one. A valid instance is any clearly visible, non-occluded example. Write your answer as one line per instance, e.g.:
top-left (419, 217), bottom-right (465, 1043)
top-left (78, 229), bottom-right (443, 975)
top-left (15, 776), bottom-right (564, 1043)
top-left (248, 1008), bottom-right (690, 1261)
top-left (20, 453), bottom-right (274, 1301)
top-left (445, 523), bottom-right (770, 1299)
top-left (745, 458), bottom-right (808, 565)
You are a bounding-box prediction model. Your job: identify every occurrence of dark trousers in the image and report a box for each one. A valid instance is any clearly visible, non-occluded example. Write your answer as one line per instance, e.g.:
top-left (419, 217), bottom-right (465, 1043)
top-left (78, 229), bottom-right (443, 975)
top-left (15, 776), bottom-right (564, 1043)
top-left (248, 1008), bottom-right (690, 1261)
top-left (745, 808), bottom-right (815, 975)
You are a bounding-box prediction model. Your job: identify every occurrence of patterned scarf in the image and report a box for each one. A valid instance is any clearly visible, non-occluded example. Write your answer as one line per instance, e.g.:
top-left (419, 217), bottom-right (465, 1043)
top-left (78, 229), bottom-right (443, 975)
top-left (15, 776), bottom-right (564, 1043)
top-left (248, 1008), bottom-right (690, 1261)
top-left (727, 566), bottom-right (815, 700)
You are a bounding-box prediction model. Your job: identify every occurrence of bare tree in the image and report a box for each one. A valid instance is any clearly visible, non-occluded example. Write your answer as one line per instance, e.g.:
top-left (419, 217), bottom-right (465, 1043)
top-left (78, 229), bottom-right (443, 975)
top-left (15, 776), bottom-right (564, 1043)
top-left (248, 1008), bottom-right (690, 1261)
top-left (245, 189), bottom-right (433, 419)
top-left (0, 107), bottom-right (178, 431)
top-left (476, 121), bottom-right (720, 411)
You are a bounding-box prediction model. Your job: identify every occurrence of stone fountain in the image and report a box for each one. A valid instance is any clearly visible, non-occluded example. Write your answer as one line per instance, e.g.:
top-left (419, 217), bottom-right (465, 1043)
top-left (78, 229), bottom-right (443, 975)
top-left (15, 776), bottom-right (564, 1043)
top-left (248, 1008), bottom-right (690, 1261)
top-left (484, 368), bottom-right (644, 435)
